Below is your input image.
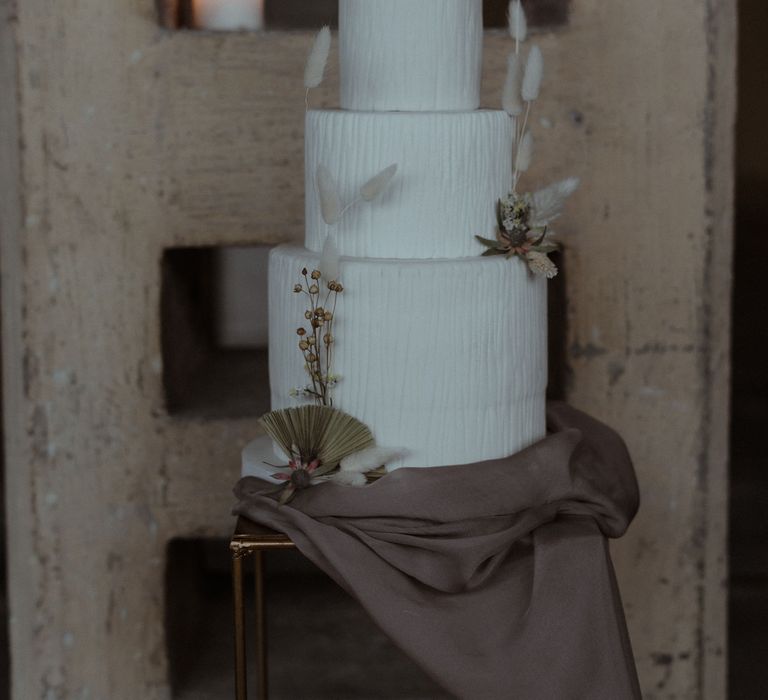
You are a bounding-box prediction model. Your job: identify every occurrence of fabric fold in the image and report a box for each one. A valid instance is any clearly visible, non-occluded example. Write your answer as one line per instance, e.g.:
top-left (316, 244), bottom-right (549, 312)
top-left (233, 402), bottom-right (642, 699)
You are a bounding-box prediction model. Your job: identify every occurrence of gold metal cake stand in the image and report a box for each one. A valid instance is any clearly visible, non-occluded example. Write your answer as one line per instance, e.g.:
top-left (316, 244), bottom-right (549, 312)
top-left (230, 517), bottom-right (296, 700)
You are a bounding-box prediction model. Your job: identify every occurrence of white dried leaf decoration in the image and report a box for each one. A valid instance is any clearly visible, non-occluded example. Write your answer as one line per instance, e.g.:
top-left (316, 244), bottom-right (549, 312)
top-left (508, 0), bottom-right (527, 44)
top-left (319, 235), bottom-right (340, 282)
top-left (333, 471), bottom-right (367, 487)
top-left (339, 447), bottom-right (406, 475)
top-left (526, 251), bottom-right (558, 279)
top-left (502, 53), bottom-right (524, 116)
top-left (522, 44), bottom-right (543, 102)
top-left (316, 165), bottom-right (342, 225)
top-left (304, 26), bottom-right (332, 89)
top-left (531, 177), bottom-right (581, 227)
top-left (360, 164), bottom-right (398, 201)
top-left (515, 131), bottom-right (534, 173)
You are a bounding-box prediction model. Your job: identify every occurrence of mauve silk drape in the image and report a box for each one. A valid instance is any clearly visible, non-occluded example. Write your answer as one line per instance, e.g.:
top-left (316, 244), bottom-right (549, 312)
top-left (234, 402), bottom-right (642, 699)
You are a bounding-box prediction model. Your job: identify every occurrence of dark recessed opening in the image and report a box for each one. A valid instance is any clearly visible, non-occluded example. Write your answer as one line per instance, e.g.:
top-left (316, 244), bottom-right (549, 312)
top-left (157, 0), bottom-right (569, 31)
top-left (161, 246), bottom-right (272, 419)
top-left (485, 0), bottom-right (570, 28)
top-left (547, 249), bottom-right (569, 401)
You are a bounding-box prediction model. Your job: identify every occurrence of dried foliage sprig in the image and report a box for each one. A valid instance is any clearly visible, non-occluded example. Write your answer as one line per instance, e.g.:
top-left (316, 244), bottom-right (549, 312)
top-left (261, 406), bottom-right (374, 476)
top-left (260, 405), bottom-right (375, 503)
top-left (486, 5), bottom-right (579, 278)
top-left (475, 179), bottom-right (579, 277)
top-left (304, 25), bottom-right (332, 109)
top-left (290, 265), bottom-right (344, 406)
top-left (316, 163), bottom-right (398, 226)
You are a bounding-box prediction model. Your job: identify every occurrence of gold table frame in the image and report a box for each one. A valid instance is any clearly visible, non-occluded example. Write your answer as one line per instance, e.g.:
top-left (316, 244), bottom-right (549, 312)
top-left (230, 517), bottom-right (296, 700)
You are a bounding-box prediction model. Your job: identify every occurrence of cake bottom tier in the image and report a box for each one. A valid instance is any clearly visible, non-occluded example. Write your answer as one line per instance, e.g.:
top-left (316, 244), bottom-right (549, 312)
top-left (269, 245), bottom-right (547, 469)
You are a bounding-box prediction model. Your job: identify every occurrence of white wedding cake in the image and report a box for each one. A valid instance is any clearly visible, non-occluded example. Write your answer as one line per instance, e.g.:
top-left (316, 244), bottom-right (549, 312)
top-left (262, 0), bottom-right (548, 471)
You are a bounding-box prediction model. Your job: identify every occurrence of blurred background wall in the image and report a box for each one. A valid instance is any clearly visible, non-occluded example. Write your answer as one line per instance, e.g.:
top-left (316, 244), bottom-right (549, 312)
top-left (0, 0), bottom-right (743, 698)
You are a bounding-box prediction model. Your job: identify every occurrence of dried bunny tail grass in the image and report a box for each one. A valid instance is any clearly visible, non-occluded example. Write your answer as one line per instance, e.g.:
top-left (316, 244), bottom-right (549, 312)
top-left (515, 130), bottom-right (534, 173)
top-left (360, 164), bottom-right (398, 201)
top-left (304, 25), bottom-right (332, 89)
top-left (316, 164), bottom-right (342, 225)
top-left (319, 235), bottom-right (340, 283)
top-left (332, 471), bottom-right (367, 487)
top-left (339, 447), bottom-right (406, 474)
top-left (508, 0), bottom-right (527, 47)
top-left (527, 251), bottom-right (559, 279)
top-left (531, 177), bottom-right (581, 226)
top-left (522, 44), bottom-right (543, 102)
top-left (502, 53), bottom-right (524, 116)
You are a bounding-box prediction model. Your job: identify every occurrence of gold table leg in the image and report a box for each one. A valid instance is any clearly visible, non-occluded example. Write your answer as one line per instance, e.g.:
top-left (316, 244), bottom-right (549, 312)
top-left (254, 550), bottom-right (268, 700)
top-left (231, 521), bottom-right (291, 700)
top-left (233, 553), bottom-right (248, 700)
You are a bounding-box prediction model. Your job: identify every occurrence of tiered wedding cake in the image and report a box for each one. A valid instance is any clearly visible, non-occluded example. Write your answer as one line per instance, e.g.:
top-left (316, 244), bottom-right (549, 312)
top-left (266, 0), bottom-right (547, 470)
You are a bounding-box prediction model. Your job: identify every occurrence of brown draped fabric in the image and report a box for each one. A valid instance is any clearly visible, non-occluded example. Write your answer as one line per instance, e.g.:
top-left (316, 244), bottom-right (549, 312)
top-left (234, 402), bottom-right (642, 699)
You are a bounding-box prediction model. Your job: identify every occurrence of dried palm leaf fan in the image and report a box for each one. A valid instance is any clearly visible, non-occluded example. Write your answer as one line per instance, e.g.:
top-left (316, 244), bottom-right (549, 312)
top-left (259, 405), bottom-right (375, 478)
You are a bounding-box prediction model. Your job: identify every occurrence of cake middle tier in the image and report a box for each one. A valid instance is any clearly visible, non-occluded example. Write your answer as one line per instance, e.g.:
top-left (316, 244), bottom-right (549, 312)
top-left (305, 110), bottom-right (513, 259)
top-left (269, 245), bottom-right (547, 469)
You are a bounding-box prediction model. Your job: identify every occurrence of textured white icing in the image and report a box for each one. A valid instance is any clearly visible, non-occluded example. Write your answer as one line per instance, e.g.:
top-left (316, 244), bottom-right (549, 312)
top-left (269, 246), bottom-right (547, 470)
top-left (305, 110), bottom-right (513, 259)
top-left (339, 0), bottom-right (483, 111)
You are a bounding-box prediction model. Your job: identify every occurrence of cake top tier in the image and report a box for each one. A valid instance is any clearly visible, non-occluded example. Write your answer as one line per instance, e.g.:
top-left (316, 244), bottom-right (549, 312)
top-left (340, 0), bottom-right (484, 112)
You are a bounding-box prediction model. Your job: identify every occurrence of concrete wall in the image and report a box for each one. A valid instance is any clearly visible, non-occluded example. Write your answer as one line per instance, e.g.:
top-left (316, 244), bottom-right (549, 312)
top-left (0, 1), bottom-right (734, 698)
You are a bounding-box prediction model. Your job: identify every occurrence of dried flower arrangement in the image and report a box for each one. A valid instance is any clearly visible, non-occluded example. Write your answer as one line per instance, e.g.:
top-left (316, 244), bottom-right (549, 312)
top-left (262, 236), bottom-right (403, 502)
top-left (476, 1), bottom-right (579, 278)
top-left (288, 246), bottom-right (343, 406)
top-left (260, 405), bottom-right (375, 504)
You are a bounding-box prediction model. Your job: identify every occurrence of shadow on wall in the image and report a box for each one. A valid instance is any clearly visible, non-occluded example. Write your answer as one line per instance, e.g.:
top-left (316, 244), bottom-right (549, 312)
top-left (729, 0), bottom-right (768, 697)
